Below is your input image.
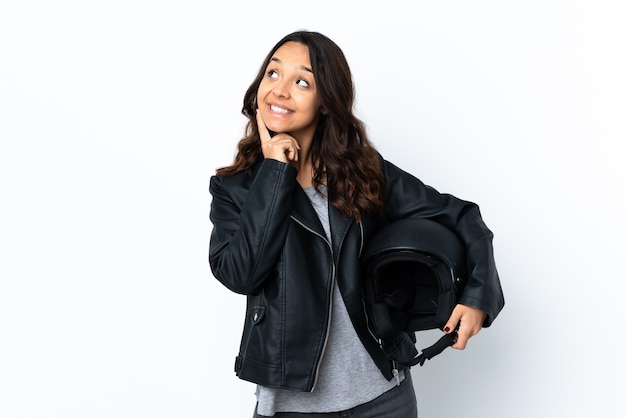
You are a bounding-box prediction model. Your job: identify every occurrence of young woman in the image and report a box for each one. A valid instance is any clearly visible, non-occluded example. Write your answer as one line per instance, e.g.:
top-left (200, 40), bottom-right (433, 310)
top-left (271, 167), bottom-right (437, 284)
top-left (209, 30), bottom-right (504, 417)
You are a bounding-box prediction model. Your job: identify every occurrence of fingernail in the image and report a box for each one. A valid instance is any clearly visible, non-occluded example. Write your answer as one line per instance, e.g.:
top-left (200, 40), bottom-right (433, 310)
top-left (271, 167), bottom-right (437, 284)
top-left (444, 327), bottom-right (450, 333)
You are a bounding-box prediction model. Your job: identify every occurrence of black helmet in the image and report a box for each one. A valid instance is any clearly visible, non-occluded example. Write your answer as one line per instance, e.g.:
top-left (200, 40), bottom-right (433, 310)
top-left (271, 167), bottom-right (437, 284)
top-left (361, 218), bottom-right (467, 367)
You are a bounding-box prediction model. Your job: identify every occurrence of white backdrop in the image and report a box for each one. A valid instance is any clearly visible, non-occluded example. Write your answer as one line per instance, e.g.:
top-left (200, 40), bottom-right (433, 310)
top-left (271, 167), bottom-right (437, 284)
top-left (1, 1), bottom-right (624, 417)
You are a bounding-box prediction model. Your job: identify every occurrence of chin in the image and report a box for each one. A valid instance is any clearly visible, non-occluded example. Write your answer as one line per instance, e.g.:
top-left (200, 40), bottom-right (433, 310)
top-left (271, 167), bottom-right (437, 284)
top-left (265, 122), bottom-right (288, 136)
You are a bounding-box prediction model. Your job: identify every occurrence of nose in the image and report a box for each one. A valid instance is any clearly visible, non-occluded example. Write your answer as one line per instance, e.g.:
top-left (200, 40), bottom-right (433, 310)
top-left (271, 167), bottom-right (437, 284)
top-left (272, 79), bottom-right (290, 99)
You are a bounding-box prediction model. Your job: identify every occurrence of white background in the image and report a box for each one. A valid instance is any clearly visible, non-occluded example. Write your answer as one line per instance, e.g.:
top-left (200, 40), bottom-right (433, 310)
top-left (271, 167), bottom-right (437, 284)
top-left (1, 1), bottom-right (624, 417)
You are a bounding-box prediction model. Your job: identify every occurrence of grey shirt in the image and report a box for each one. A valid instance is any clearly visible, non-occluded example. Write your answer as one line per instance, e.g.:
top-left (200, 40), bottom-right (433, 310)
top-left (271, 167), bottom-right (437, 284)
top-left (255, 186), bottom-right (404, 416)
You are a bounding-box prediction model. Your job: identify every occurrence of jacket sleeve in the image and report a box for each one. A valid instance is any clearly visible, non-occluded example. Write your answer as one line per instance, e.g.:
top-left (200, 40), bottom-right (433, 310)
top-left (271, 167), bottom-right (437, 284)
top-left (383, 159), bottom-right (505, 326)
top-left (209, 159), bottom-right (298, 295)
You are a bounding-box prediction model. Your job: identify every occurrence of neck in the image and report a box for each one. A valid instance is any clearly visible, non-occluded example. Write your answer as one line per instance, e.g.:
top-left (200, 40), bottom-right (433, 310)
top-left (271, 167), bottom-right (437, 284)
top-left (293, 160), bottom-right (314, 188)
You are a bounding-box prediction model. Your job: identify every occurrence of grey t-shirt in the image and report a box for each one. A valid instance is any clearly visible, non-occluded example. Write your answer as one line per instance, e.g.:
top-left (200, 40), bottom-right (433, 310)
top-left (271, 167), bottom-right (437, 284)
top-left (255, 186), bottom-right (403, 416)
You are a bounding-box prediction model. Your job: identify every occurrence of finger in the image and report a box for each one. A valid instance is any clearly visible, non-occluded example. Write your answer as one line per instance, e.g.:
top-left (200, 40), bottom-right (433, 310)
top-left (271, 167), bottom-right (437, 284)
top-left (256, 109), bottom-right (271, 143)
top-left (451, 331), bottom-right (469, 350)
top-left (286, 147), bottom-right (297, 162)
top-left (443, 311), bottom-right (461, 336)
top-left (277, 135), bottom-right (299, 162)
top-left (288, 141), bottom-right (299, 161)
top-left (260, 134), bottom-right (300, 162)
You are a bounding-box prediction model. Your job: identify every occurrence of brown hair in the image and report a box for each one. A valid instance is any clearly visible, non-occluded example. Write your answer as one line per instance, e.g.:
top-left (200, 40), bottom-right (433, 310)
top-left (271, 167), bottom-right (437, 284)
top-left (217, 30), bottom-right (385, 220)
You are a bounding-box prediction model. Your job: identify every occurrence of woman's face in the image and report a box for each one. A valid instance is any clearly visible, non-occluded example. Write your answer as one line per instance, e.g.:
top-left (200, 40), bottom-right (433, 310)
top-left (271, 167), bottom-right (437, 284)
top-left (257, 41), bottom-right (322, 142)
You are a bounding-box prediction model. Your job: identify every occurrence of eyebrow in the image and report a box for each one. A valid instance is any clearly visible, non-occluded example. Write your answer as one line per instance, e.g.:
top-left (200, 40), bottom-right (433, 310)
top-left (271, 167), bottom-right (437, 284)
top-left (270, 57), bottom-right (313, 74)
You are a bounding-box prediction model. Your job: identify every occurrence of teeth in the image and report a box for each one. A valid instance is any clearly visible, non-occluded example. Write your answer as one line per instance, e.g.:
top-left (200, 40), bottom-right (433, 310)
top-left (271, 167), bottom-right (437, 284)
top-left (271, 105), bottom-right (291, 114)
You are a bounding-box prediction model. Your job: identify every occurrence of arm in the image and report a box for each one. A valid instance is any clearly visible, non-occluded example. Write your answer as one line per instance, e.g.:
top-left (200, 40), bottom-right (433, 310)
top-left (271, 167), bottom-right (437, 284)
top-left (383, 160), bottom-right (504, 345)
top-left (209, 159), bottom-right (298, 295)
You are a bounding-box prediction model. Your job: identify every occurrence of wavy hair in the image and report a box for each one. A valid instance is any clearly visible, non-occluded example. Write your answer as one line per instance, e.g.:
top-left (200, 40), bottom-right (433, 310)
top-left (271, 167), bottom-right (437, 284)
top-left (216, 30), bottom-right (385, 221)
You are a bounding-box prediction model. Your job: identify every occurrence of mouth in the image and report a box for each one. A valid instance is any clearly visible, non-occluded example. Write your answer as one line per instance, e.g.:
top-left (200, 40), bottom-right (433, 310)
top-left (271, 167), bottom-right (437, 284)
top-left (269, 104), bottom-right (293, 115)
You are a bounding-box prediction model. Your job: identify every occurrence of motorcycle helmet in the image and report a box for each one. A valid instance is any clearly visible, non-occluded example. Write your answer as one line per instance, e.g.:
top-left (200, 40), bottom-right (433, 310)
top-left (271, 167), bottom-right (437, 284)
top-left (361, 217), bottom-right (468, 367)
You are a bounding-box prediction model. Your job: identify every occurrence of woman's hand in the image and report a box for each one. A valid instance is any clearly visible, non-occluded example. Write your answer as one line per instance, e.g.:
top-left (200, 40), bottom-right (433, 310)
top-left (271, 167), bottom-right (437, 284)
top-left (443, 304), bottom-right (487, 350)
top-left (256, 110), bottom-right (300, 163)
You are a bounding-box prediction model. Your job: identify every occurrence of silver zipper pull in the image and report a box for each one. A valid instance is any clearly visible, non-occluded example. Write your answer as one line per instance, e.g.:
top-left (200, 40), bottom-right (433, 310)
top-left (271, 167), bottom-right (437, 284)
top-left (392, 362), bottom-right (400, 386)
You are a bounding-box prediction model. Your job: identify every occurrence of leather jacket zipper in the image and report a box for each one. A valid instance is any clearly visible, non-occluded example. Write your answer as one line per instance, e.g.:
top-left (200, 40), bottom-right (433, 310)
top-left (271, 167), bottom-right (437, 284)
top-left (364, 313), bottom-right (403, 386)
top-left (358, 220), bottom-right (364, 258)
top-left (290, 215), bottom-right (335, 392)
top-left (392, 360), bottom-right (400, 386)
top-left (365, 326), bottom-right (401, 387)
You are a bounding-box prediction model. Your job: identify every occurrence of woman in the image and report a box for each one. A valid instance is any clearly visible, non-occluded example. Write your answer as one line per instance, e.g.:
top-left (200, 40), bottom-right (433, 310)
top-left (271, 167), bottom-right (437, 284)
top-left (209, 30), bottom-right (504, 417)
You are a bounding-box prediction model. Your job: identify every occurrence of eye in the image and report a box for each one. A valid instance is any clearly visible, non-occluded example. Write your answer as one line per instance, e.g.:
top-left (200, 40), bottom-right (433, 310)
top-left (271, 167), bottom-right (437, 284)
top-left (296, 79), bottom-right (310, 88)
top-left (267, 69), bottom-right (278, 78)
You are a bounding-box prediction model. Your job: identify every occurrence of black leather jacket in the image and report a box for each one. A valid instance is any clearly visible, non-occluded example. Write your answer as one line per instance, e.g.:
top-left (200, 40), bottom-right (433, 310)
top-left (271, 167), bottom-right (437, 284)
top-left (209, 157), bottom-right (504, 392)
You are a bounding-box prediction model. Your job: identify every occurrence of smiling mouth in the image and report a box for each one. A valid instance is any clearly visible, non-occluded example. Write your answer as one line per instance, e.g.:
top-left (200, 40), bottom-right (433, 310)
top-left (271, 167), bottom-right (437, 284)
top-left (270, 104), bottom-right (292, 115)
